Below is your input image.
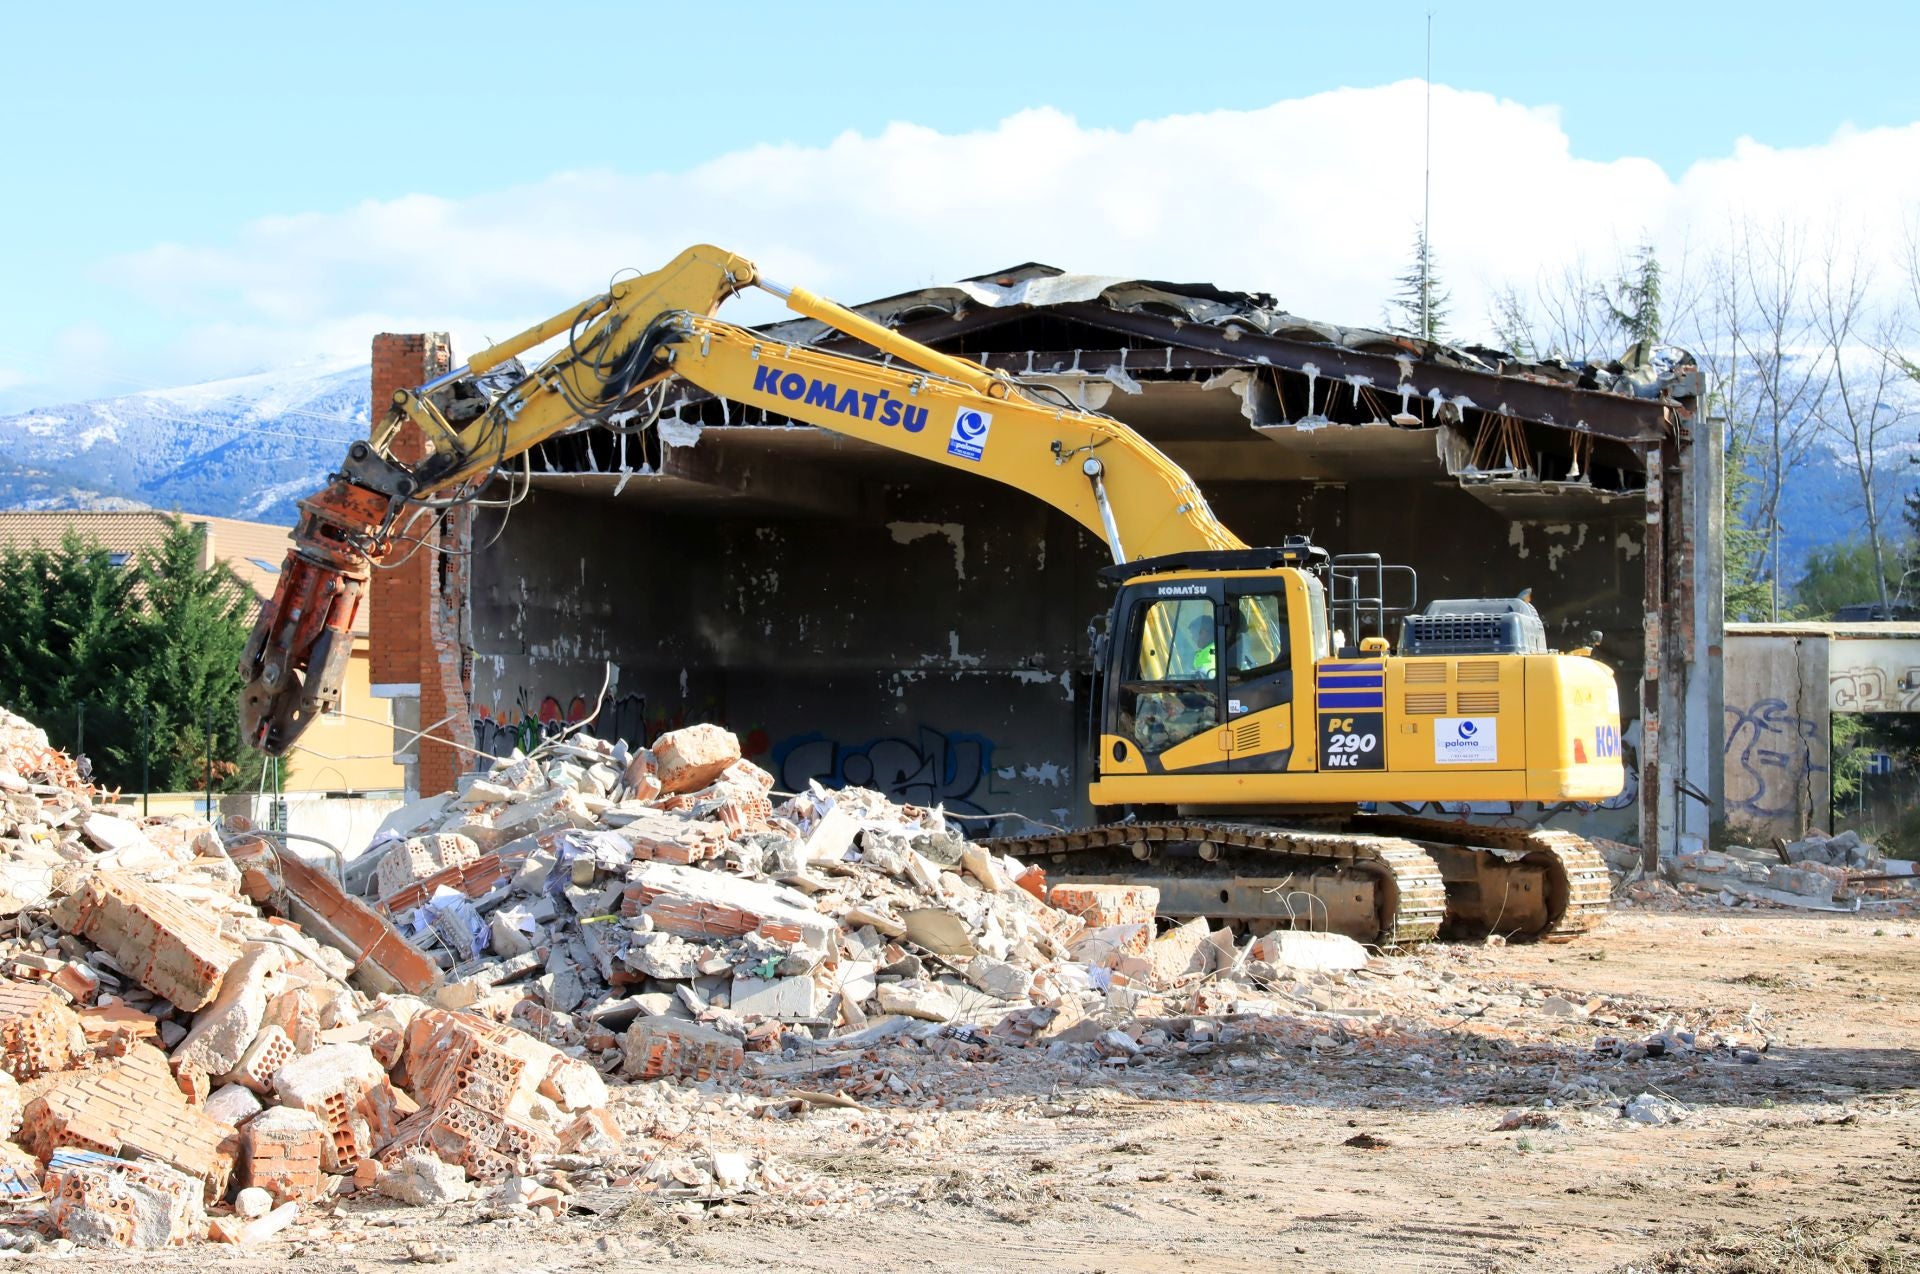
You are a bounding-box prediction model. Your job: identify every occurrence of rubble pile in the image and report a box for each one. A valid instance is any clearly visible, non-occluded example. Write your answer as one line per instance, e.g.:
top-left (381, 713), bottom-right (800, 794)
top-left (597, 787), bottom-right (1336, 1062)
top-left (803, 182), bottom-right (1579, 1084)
top-left (1613, 829), bottom-right (1918, 915)
top-left (0, 707), bottom-right (1404, 1249)
top-left (1597, 825), bottom-right (1912, 917)
top-left (338, 721), bottom-right (1333, 1069)
top-left (0, 708), bottom-right (637, 1249)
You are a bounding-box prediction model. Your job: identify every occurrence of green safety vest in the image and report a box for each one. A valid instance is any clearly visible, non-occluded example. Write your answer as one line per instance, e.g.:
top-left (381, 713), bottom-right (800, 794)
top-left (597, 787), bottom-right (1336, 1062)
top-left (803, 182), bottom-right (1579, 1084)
top-left (1194, 643), bottom-right (1216, 677)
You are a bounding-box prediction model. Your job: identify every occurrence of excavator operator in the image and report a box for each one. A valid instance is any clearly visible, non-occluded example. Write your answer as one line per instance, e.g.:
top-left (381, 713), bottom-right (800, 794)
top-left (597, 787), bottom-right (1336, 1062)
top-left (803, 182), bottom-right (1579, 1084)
top-left (1185, 613), bottom-right (1217, 679)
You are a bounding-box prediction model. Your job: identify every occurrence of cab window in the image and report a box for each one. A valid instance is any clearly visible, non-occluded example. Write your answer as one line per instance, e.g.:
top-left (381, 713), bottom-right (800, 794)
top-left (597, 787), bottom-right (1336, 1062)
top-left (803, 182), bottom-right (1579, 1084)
top-left (1135, 598), bottom-right (1217, 680)
top-left (1228, 593), bottom-right (1287, 676)
top-left (1222, 587), bottom-right (1293, 720)
top-left (1120, 598), bottom-right (1219, 751)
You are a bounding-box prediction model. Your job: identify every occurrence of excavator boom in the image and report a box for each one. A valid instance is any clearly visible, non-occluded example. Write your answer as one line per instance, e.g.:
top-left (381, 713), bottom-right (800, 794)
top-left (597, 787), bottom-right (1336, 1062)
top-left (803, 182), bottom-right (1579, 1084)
top-left (241, 246), bottom-right (1237, 755)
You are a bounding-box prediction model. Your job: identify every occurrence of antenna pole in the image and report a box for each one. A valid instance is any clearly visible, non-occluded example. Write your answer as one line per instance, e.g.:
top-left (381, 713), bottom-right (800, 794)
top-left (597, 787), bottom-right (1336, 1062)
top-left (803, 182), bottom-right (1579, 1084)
top-left (1422, 10), bottom-right (1433, 342)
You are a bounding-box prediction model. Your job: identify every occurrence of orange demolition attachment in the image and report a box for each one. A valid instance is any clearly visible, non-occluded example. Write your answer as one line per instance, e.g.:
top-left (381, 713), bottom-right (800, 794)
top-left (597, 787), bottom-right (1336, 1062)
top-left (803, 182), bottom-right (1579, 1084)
top-left (239, 480), bottom-right (394, 754)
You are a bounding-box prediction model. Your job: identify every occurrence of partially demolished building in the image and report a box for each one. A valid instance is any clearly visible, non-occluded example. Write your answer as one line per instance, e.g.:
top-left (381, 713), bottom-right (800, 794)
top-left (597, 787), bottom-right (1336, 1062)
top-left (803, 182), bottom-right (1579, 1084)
top-left (369, 266), bottom-right (1718, 861)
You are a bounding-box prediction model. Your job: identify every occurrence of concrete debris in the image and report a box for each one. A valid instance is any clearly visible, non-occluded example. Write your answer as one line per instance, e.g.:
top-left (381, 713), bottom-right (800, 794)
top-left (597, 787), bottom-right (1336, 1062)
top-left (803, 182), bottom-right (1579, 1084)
top-left (375, 1149), bottom-right (473, 1206)
top-left (46, 1149), bottom-right (206, 1248)
top-left (1249, 930), bottom-right (1372, 973)
top-left (1623, 1092), bottom-right (1687, 1125)
top-left (1634, 835), bottom-right (1918, 915)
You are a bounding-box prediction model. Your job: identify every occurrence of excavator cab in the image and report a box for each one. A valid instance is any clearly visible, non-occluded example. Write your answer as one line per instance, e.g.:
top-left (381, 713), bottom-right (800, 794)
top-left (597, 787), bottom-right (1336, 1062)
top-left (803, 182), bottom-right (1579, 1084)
top-left (1097, 539), bottom-right (1331, 785)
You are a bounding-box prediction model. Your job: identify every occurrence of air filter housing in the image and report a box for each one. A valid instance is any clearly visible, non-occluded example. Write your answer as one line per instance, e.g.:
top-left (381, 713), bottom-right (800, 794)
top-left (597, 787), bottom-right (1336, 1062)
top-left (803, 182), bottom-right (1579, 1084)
top-left (1398, 597), bottom-right (1546, 656)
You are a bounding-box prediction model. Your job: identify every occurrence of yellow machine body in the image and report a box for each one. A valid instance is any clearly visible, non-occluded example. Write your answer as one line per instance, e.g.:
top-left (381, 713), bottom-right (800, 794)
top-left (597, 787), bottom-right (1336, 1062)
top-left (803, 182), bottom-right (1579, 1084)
top-left (1086, 565), bottom-right (1623, 810)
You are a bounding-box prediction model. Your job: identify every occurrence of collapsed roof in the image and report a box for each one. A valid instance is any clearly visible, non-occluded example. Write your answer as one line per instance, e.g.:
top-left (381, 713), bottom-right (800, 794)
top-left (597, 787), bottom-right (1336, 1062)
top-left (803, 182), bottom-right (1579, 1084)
top-left (525, 263), bottom-right (1699, 521)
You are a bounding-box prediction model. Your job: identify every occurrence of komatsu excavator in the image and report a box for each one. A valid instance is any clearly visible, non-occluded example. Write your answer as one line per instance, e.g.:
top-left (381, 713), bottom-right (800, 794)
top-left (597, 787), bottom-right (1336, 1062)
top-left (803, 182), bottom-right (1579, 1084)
top-left (241, 245), bottom-right (1620, 946)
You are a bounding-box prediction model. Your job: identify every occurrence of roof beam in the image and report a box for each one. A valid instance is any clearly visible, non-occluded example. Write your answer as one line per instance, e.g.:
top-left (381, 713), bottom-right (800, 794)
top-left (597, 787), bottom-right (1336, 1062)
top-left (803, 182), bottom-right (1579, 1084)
top-left (1055, 304), bottom-right (1675, 444)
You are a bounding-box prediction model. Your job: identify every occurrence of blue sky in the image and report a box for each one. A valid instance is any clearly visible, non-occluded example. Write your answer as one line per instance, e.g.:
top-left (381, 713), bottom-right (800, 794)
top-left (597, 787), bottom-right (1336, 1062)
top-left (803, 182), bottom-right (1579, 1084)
top-left (4, 0), bottom-right (1918, 408)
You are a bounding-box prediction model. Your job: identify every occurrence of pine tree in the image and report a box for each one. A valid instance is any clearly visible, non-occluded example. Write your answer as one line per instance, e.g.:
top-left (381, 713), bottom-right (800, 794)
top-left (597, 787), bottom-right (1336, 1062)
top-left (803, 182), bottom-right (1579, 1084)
top-left (1389, 228), bottom-right (1451, 342)
top-left (0, 533), bottom-right (145, 779)
top-left (132, 520), bottom-right (257, 793)
top-left (0, 519), bottom-right (257, 792)
top-left (1605, 241), bottom-right (1664, 349)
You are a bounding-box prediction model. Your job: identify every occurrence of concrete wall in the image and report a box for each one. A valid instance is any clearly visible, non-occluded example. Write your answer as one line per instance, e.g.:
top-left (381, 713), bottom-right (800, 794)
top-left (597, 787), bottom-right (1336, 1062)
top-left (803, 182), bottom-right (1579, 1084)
top-left (1828, 640), bottom-right (1920, 712)
top-left (1722, 627), bottom-right (1920, 843)
top-left (468, 457), bottom-right (1647, 839)
top-left (1723, 633), bottom-right (1831, 842)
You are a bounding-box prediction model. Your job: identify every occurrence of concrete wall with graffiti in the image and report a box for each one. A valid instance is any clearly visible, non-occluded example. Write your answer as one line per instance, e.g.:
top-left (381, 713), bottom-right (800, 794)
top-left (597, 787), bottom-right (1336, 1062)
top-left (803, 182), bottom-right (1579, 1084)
top-left (1724, 632), bottom-right (1831, 842)
top-left (465, 464), bottom-right (1649, 840)
top-left (1723, 626), bottom-right (1920, 843)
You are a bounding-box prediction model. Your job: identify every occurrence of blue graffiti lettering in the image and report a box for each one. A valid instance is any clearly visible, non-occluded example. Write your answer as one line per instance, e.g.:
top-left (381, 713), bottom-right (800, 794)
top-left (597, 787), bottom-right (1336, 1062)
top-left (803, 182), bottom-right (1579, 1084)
top-left (772, 726), bottom-right (994, 816)
top-left (1724, 698), bottom-right (1827, 824)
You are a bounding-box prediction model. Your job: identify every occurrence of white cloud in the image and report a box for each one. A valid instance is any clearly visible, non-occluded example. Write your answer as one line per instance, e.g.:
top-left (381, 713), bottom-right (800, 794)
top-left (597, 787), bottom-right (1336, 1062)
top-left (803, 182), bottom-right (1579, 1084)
top-left (95, 80), bottom-right (1920, 388)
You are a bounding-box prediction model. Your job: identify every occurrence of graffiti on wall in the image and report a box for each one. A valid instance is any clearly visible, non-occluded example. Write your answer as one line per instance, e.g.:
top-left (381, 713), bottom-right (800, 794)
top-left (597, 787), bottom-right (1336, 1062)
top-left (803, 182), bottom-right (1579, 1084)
top-left (475, 691), bottom-right (1009, 818)
top-left (1830, 666), bottom-right (1920, 713)
top-left (771, 726), bottom-right (997, 815)
top-left (472, 691), bottom-right (769, 760)
top-left (1724, 697), bottom-right (1827, 822)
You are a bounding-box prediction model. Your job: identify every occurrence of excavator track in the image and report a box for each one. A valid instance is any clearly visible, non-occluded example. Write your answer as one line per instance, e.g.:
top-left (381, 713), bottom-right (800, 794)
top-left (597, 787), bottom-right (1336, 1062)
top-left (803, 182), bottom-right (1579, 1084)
top-left (985, 821), bottom-right (1447, 947)
top-left (987, 817), bottom-right (1609, 948)
top-left (1361, 817), bottom-right (1611, 943)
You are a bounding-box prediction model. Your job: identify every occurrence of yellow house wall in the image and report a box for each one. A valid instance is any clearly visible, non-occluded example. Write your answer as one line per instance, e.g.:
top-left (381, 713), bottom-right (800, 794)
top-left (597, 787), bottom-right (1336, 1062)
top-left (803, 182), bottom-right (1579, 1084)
top-left (280, 638), bottom-right (405, 794)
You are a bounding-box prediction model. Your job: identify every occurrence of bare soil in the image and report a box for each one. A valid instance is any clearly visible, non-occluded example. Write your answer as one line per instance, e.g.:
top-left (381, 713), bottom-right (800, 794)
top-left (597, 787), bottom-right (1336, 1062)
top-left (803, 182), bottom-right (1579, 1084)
top-left (37, 912), bottom-right (1920, 1273)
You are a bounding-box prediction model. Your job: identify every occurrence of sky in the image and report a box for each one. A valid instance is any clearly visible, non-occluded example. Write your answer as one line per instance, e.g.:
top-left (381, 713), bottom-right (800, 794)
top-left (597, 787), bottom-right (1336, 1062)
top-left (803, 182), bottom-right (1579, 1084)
top-left (3, 0), bottom-right (1919, 410)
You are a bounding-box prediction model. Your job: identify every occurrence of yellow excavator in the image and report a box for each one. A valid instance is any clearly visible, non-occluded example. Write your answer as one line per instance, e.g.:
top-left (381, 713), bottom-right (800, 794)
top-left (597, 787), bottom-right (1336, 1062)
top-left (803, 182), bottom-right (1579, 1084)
top-left (241, 245), bottom-right (1621, 946)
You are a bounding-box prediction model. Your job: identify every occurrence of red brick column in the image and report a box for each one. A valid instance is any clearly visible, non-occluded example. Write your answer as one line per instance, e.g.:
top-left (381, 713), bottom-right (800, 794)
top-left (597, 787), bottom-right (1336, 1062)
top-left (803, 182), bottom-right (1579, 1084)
top-left (368, 334), bottom-right (475, 796)
top-left (368, 335), bottom-right (429, 689)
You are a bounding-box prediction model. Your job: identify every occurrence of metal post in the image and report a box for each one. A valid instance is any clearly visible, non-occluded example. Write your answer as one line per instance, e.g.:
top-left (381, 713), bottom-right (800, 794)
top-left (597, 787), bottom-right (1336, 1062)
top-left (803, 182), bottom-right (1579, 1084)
top-left (205, 703), bottom-right (215, 822)
top-left (75, 703), bottom-right (84, 759)
top-left (140, 703), bottom-right (150, 817)
top-left (1421, 11), bottom-right (1432, 343)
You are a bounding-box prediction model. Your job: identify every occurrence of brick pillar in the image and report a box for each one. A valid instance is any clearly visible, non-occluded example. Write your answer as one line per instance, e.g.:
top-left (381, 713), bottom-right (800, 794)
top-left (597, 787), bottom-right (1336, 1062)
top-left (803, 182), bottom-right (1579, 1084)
top-left (368, 335), bottom-right (429, 690)
top-left (367, 333), bottom-right (475, 797)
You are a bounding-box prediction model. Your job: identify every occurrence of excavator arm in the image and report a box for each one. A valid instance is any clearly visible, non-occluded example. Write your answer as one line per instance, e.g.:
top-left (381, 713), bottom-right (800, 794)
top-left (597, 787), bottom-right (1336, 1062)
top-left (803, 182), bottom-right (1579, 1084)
top-left (241, 245), bottom-right (1240, 756)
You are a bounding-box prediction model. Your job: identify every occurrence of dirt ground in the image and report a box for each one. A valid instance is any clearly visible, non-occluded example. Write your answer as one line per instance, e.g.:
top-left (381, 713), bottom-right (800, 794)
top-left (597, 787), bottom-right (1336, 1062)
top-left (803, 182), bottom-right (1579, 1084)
top-left (35, 911), bottom-right (1920, 1273)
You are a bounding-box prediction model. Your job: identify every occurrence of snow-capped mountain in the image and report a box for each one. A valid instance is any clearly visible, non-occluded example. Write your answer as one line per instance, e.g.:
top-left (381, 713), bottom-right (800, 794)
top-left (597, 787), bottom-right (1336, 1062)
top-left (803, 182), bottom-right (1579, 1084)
top-left (0, 361), bottom-right (370, 525)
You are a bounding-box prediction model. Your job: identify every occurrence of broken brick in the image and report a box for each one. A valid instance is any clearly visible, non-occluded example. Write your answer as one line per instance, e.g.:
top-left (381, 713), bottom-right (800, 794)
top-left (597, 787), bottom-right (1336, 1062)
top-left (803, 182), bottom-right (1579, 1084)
top-left (374, 832), bottom-right (480, 901)
top-left (228, 1024), bottom-right (297, 1094)
top-left (621, 862), bottom-right (835, 951)
top-left (376, 853), bottom-right (507, 916)
top-left (652, 724), bottom-right (741, 795)
top-left (620, 1016), bottom-right (744, 1081)
top-left (50, 872), bottom-right (241, 1011)
top-left (172, 941), bottom-right (285, 1076)
top-left (46, 1149), bottom-right (207, 1248)
top-left (242, 1105), bottom-right (326, 1204)
top-left (0, 977), bottom-right (80, 1079)
top-left (1048, 883), bottom-right (1160, 930)
top-left (271, 1042), bottom-right (400, 1173)
top-left (20, 1043), bottom-right (236, 1199)
top-left (270, 850), bottom-right (442, 996)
